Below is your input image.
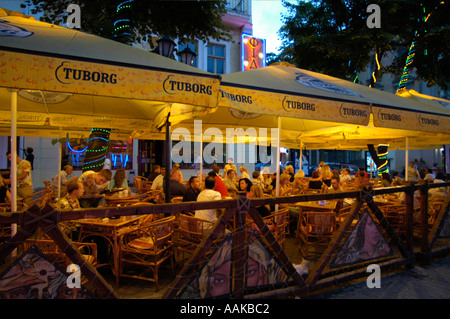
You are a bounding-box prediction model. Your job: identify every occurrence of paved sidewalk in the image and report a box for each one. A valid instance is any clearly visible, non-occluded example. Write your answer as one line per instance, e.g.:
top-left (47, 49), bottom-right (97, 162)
top-left (311, 256), bottom-right (450, 299)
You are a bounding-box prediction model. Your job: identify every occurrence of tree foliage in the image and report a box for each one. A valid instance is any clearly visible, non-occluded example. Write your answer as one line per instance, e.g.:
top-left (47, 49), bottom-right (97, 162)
top-left (277, 0), bottom-right (450, 90)
top-left (31, 0), bottom-right (232, 46)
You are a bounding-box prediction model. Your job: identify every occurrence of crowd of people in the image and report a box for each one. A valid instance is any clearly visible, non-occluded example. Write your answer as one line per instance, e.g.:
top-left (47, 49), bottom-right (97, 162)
top-left (2, 150), bottom-right (447, 219)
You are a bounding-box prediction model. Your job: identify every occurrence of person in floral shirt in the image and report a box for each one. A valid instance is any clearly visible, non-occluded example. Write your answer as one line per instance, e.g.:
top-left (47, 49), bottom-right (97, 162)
top-left (56, 180), bottom-right (84, 210)
top-left (5, 151), bottom-right (33, 204)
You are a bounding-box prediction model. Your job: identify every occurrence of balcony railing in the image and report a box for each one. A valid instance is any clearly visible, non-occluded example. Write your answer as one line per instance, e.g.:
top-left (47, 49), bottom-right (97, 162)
top-left (226, 0), bottom-right (251, 15)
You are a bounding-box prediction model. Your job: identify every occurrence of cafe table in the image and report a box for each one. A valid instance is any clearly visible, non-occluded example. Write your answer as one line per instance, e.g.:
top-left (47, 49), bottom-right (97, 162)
top-left (76, 215), bottom-right (146, 285)
top-left (104, 191), bottom-right (141, 207)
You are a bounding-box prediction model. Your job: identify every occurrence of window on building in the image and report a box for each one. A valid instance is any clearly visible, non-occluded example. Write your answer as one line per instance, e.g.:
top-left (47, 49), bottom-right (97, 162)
top-left (207, 43), bottom-right (225, 74)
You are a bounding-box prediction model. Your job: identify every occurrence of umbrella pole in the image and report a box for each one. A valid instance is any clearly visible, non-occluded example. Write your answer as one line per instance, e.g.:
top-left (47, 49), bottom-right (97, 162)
top-left (405, 137), bottom-right (409, 181)
top-left (299, 142), bottom-right (303, 171)
top-left (10, 90), bottom-right (18, 258)
top-left (165, 112), bottom-right (171, 203)
top-left (275, 117), bottom-right (281, 210)
top-left (57, 127), bottom-right (62, 199)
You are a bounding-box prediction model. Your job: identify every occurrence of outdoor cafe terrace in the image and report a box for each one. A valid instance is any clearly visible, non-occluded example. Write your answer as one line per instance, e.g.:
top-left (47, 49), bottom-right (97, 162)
top-left (0, 180), bottom-right (448, 299)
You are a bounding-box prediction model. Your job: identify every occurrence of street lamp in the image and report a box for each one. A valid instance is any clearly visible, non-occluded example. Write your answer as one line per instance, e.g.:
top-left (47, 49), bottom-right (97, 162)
top-left (156, 36), bottom-right (175, 58)
top-left (179, 46), bottom-right (197, 66)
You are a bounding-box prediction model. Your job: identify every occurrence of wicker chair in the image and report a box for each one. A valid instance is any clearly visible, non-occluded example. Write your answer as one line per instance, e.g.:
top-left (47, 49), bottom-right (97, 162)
top-left (176, 214), bottom-right (217, 265)
top-left (22, 189), bottom-right (54, 209)
top-left (22, 239), bottom-right (98, 270)
top-left (118, 216), bottom-right (176, 290)
top-left (298, 210), bottom-right (336, 259)
top-left (379, 204), bottom-right (408, 240)
top-left (262, 207), bottom-right (289, 249)
top-left (133, 176), bottom-right (149, 194)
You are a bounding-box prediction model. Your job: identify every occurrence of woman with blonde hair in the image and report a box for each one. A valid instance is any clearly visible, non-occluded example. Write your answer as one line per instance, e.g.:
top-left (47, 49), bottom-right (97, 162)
top-left (284, 165), bottom-right (295, 182)
top-left (171, 163), bottom-right (184, 184)
top-left (239, 166), bottom-right (250, 180)
top-left (321, 164), bottom-right (333, 187)
top-left (272, 173), bottom-right (291, 197)
top-left (248, 184), bottom-right (271, 217)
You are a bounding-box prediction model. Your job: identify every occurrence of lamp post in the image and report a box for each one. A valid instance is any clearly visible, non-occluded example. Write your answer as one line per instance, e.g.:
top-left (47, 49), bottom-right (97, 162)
top-left (156, 36), bottom-right (176, 58)
top-left (179, 46), bottom-right (197, 66)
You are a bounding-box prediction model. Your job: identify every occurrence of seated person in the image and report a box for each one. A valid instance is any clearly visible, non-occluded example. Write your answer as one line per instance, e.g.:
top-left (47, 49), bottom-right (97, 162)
top-left (283, 165), bottom-right (295, 182)
top-left (261, 167), bottom-right (274, 193)
top-left (308, 170), bottom-right (324, 190)
top-left (354, 170), bottom-right (370, 188)
top-left (428, 172), bottom-right (448, 200)
top-left (147, 164), bottom-right (161, 182)
top-left (56, 180), bottom-right (84, 210)
top-left (423, 168), bottom-right (436, 183)
top-left (164, 169), bottom-right (186, 197)
top-left (328, 175), bottom-right (345, 193)
top-left (223, 169), bottom-right (239, 194)
top-left (292, 170), bottom-right (308, 194)
top-left (239, 177), bottom-right (253, 196)
top-left (52, 165), bottom-right (78, 196)
top-left (321, 164), bottom-right (333, 187)
top-left (78, 169), bottom-right (112, 208)
top-left (195, 176), bottom-right (222, 232)
top-left (109, 168), bottom-right (130, 194)
top-left (209, 165), bottom-right (229, 197)
top-left (391, 171), bottom-right (404, 184)
top-left (182, 176), bottom-right (201, 202)
top-left (340, 168), bottom-right (352, 182)
top-left (0, 175), bottom-right (11, 203)
top-left (272, 173), bottom-right (291, 196)
top-left (151, 165), bottom-right (166, 190)
top-left (251, 171), bottom-right (265, 190)
top-left (223, 158), bottom-right (237, 178)
top-left (247, 184), bottom-right (271, 218)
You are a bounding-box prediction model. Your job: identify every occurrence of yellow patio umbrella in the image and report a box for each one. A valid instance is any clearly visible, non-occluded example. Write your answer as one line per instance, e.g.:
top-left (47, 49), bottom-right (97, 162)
top-left (175, 63), bottom-right (450, 190)
top-left (0, 9), bottom-right (222, 222)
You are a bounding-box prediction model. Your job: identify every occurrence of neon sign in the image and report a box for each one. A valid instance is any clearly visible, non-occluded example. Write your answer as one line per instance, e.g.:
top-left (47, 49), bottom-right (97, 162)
top-left (241, 34), bottom-right (266, 71)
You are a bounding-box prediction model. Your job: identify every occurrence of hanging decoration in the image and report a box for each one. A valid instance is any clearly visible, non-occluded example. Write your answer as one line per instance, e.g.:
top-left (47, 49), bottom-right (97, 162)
top-left (82, 128), bottom-right (111, 172)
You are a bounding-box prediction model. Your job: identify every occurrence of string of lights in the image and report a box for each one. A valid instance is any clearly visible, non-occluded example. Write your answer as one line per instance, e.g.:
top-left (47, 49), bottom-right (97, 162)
top-left (396, 1), bottom-right (445, 93)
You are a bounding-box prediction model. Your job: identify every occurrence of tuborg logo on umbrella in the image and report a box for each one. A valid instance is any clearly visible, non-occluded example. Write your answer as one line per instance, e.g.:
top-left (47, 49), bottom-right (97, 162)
top-left (163, 75), bottom-right (213, 96)
top-left (339, 104), bottom-right (368, 119)
top-left (55, 61), bottom-right (118, 85)
top-left (418, 114), bottom-right (439, 127)
top-left (377, 109), bottom-right (402, 123)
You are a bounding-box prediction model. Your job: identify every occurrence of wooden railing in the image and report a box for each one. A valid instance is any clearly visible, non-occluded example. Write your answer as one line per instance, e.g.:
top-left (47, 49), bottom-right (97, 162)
top-left (0, 181), bottom-right (448, 299)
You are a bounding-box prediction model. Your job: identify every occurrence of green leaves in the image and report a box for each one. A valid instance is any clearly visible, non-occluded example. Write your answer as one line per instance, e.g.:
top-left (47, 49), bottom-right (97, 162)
top-left (275, 0), bottom-right (449, 90)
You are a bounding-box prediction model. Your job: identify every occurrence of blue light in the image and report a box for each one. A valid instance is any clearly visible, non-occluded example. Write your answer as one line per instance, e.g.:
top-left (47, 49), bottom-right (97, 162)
top-left (67, 141), bottom-right (88, 153)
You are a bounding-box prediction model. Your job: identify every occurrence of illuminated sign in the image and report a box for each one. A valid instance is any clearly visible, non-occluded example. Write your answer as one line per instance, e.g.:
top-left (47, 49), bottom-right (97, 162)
top-left (241, 34), bottom-right (266, 71)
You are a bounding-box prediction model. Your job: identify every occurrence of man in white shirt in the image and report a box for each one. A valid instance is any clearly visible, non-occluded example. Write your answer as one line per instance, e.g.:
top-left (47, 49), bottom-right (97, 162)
top-left (195, 176), bottom-right (222, 231)
top-left (151, 166), bottom-right (166, 190)
top-left (340, 168), bottom-right (352, 182)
